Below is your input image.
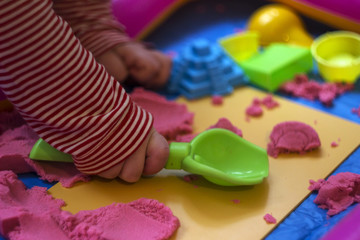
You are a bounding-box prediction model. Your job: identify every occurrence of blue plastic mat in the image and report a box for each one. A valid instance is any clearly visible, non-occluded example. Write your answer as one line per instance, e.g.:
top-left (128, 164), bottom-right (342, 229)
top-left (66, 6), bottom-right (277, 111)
top-left (1, 0), bottom-right (359, 239)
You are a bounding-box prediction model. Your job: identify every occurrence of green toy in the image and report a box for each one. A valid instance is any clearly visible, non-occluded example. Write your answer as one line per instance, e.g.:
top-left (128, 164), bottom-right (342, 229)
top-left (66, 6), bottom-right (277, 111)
top-left (240, 43), bottom-right (313, 92)
top-left (29, 128), bottom-right (269, 186)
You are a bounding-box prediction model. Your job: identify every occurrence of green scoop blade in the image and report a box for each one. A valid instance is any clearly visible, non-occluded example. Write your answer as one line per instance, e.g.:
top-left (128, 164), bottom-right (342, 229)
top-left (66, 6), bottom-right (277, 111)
top-left (29, 139), bottom-right (73, 163)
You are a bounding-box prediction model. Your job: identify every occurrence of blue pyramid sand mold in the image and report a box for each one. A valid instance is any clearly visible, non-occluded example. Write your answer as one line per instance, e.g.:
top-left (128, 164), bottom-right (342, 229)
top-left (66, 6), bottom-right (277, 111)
top-left (167, 39), bottom-right (248, 99)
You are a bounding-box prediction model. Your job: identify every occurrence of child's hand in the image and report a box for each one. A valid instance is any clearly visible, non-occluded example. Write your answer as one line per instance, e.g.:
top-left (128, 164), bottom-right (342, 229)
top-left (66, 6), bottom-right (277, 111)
top-left (97, 127), bottom-right (169, 182)
top-left (96, 49), bottom-right (129, 84)
top-left (114, 42), bottom-right (172, 89)
top-left (97, 43), bottom-right (171, 89)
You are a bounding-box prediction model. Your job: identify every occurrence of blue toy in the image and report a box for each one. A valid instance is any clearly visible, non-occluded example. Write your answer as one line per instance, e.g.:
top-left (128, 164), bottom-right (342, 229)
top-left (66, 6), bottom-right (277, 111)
top-left (167, 39), bottom-right (248, 99)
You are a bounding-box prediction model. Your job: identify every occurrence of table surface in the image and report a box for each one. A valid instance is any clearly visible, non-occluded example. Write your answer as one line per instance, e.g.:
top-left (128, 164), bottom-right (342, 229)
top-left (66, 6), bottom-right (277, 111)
top-left (2, 0), bottom-right (360, 239)
top-left (147, 1), bottom-right (359, 239)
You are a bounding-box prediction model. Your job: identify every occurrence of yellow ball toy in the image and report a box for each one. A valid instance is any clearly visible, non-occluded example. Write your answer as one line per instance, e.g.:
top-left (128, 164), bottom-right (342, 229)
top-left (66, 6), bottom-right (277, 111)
top-left (248, 4), bottom-right (313, 47)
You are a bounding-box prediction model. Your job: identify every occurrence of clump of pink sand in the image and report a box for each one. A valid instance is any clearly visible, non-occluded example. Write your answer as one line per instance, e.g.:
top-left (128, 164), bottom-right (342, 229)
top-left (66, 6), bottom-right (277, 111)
top-left (261, 95), bottom-right (279, 109)
top-left (246, 98), bottom-right (263, 117)
top-left (280, 74), bottom-right (353, 106)
top-left (267, 121), bottom-right (321, 158)
top-left (0, 170), bottom-right (180, 240)
top-left (0, 111), bottom-right (90, 188)
top-left (309, 172), bottom-right (360, 216)
top-left (246, 95), bottom-right (279, 117)
top-left (263, 213), bottom-right (277, 224)
top-left (175, 117), bottom-right (242, 142)
top-left (352, 105), bottom-right (360, 117)
top-left (211, 95), bottom-right (223, 105)
top-left (183, 174), bottom-right (200, 183)
top-left (130, 88), bottom-right (194, 140)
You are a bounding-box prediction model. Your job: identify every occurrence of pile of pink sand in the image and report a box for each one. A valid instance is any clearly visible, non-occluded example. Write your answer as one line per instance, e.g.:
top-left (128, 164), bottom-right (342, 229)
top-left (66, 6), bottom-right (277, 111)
top-left (0, 111), bottom-right (90, 188)
top-left (267, 121), bottom-right (321, 158)
top-left (0, 171), bottom-right (180, 240)
top-left (280, 74), bottom-right (353, 106)
top-left (246, 95), bottom-right (279, 117)
top-left (309, 172), bottom-right (360, 216)
top-left (130, 88), bottom-right (194, 140)
top-left (175, 117), bottom-right (243, 142)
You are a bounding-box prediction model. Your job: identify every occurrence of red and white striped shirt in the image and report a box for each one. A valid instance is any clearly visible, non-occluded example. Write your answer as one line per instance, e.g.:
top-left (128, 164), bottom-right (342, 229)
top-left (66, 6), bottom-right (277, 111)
top-left (0, 0), bottom-right (153, 175)
top-left (53, 0), bottom-right (130, 58)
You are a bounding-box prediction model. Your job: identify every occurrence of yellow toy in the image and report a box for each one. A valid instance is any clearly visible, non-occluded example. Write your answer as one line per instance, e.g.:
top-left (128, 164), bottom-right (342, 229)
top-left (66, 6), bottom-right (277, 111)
top-left (311, 31), bottom-right (360, 83)
top-left (218, 31), bottom-right (259, 64)
top-left (247, 4), bottom-right (313, 47)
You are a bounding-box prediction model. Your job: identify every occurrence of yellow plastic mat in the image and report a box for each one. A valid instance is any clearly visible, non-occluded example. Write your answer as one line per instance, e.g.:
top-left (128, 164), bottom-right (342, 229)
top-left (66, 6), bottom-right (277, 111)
top-left (50, 86), bottom-right (360, 240)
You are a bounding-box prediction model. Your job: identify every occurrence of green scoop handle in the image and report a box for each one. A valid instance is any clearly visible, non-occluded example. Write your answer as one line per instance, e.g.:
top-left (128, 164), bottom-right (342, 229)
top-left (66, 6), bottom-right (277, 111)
top-left (29, 128), bottom-right (269, 186)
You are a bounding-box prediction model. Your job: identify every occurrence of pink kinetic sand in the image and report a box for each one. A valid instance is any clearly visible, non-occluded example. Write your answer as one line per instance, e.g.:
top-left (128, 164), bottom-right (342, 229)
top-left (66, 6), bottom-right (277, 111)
top-left (261, 95), bottom-right (279, 109)
top-left (267, 121), bottom-right (321, 158)
top-left (25, 160), bottom-right (91, 188)
top-left (0, 111), bottom-right (90, 188)
top-left (263, 213), bottom-right (277, 224)
top-left (130, 88), bottom-right (194, 140)
top-left (0, 111), bottom-right (26, 132)
top-left (309, 172), bottom-right (360, 216)
top-left (0, 171), bottom-right (180, 240)
top-left (0, 171), bottom-right (65, 237)
top-left (246, 95), bottom-right (279, 117)
top-left (246, 104), bottom-right (263, 117)
top-left (280, 74), bottom-right (353, 106)
top-left (0, 125), bottom-right (36, 173)
top-left (175, 118), bottom-right (242, 142)
top-left (183, 174), bottom-right (200, 183)
top-left (211, 95), bottom-right (223, 105)
top-left (208, 118), bottom-right (243, 137)
top-left (246, 100), bottom-right (263, 117)
top-left (352, 105), bottom-right (360, 117)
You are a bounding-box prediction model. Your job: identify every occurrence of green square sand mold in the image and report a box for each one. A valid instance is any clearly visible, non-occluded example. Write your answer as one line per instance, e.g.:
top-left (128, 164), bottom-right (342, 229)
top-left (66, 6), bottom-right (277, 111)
top-left (241, 43), bottom-right (313, 92)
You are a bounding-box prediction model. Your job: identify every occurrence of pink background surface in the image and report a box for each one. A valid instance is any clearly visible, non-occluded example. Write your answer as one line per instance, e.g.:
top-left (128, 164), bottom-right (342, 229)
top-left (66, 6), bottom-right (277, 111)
top-left (323, 205), bottom-right (360, 240)
top-left (112, 0), bottom-right (178, 38)
top-left (294, 0), bottom-right (360, 22)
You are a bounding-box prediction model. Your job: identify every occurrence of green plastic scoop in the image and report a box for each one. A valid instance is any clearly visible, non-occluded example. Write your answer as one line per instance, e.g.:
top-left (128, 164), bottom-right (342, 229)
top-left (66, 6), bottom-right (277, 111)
top-left (29, 128), bottom-right (269, 186)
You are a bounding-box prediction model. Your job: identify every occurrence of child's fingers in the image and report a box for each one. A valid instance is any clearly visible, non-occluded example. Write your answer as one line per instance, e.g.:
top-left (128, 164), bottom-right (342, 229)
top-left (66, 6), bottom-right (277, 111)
top-left (113, 43), bottom-right (169, 88)
top-left (118, 150), bottom-right (146, 183)
top-left (112, 43), bottom-right (157, 84)
top-left (142, 130), bottom-right (169, 176)
top-left (147, 51), bottom-right (172, 89)
top-left (117, 129), bottom-right (151, 182)
top-left (128, 56), bottom-right (160, 85)
top-left (97, 161), bottom-right (125, 179)
top-left (96, 49), bottom-right (129, 83)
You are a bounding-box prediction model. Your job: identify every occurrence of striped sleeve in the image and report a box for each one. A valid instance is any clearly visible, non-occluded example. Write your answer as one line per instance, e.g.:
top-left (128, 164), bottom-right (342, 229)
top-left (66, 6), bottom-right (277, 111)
top-left (52, 0), bottom-right (130, 58)
top-left (0, 0), bottom-right (153, 175)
